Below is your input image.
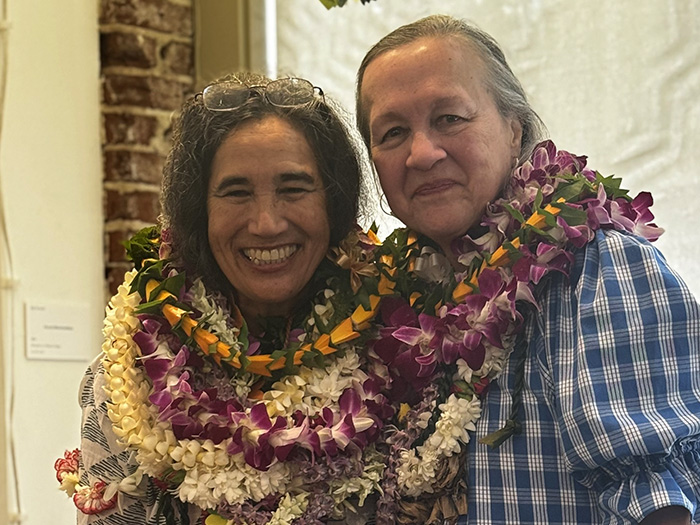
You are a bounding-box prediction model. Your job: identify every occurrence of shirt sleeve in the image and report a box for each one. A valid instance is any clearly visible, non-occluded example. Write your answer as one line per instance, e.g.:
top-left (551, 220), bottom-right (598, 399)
top-left (542, 229), bottom-right (700, 524)
top-left (77, 355), bottom-right (197, 525)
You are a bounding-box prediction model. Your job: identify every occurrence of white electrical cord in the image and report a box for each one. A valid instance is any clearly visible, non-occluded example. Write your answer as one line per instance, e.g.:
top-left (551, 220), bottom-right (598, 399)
top-left (0, 0), bottom-right (23, 523)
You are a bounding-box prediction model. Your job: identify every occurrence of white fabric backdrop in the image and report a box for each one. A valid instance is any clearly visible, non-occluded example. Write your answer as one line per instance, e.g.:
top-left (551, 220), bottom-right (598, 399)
top-left (276, 0), bottom-right (700, 297)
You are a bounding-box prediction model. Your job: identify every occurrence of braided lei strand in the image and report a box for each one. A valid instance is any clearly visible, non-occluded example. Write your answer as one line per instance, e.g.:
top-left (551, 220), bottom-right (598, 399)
top-left (55, 140), bottom-right (664, 524)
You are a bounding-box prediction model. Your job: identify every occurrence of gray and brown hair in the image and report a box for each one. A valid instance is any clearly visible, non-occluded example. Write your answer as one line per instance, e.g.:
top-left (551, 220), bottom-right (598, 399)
top-left (355, 14), bottom-right (547, 161)
top-left (161, 71), bottom-right (364, 293)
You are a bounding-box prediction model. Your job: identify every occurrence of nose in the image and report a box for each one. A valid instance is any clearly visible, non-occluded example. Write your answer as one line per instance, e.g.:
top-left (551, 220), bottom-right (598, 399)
top-left (405, 131), bottom-right (446, 171)
top-left (248, 198), bottom-right (288, 237)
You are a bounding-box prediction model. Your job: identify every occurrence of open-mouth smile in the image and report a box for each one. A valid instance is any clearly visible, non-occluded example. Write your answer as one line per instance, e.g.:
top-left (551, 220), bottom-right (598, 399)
top-left (242, 244), bottom-right (299, 265)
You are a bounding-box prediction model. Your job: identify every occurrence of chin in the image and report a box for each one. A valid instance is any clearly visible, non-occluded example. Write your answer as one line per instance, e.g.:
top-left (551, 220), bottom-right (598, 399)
top-left (414, 219), bottom-right (471, 247)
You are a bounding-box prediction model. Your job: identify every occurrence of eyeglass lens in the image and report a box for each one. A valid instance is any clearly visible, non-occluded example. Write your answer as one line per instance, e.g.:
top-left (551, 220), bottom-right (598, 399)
top-left (265, 78), bottom-right (315, 107)
top-left (202, 78), bottom-right (316, 111)
top-left (202, 83), bottom-right (250, 111)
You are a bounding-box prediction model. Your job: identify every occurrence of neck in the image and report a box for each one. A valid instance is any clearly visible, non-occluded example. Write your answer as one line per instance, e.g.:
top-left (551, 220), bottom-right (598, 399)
top-left (236, 286), bottom-right (314, 337)
top-left (239, 304), bottom-right (292, 337)
top-left (437, 239), bottom-right (465, 270)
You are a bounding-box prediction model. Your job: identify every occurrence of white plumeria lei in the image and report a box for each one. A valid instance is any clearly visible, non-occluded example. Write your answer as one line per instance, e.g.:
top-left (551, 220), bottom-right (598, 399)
top-left (396, 394), bottom-right (481, 498)
top-left (101, 269), bottom-right (384, 516)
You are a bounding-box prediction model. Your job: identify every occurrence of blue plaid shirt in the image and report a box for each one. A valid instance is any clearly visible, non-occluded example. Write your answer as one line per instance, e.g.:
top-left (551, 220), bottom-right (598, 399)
top-left (458, 229), bottom-right (700, 524)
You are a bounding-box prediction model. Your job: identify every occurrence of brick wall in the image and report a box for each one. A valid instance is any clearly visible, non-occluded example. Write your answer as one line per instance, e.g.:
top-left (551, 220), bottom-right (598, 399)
top-left (100, 0), bottom-right (194, 294)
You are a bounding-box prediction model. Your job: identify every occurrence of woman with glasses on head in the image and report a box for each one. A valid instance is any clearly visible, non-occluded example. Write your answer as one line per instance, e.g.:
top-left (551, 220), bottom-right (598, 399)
top-left (56, 72), bottom-right (386, 524)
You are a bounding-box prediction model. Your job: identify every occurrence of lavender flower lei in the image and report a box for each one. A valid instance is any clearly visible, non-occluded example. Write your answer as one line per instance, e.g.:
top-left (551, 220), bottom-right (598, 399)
top-left (370, 140), bottom-right (664, 524)
top-left (57, 227), bottom-right (398, 524)
top-left (56, 140), bottom-right (664, 525)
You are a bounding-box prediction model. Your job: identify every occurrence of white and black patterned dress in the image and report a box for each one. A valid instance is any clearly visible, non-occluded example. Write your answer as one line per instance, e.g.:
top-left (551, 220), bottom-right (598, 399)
top-left (77, 355), bottom-right (202, 525)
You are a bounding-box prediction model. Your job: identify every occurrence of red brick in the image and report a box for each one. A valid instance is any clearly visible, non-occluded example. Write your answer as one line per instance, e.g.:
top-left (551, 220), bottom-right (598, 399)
top-left (102, 74), bottom-right (191, 110)
top-left (106, 264), bottom-right (134, 296)
top-left (100, 31), bottom-right (158, 69)
top-left (105, 189), bottom-right (160, 222)
top-left (104, 150), bottom-right (164, 184)
top-left (106, 229), bottom-right (141, 263)
top-left (161, 40), bottom-right (193, 76)
top-left (100, 0), bottom-right (193, 37)
top-left (104, 113), bottom-right (159, 146)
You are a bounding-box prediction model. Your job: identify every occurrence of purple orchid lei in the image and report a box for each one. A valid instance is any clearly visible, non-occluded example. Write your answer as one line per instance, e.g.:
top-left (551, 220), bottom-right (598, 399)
top-left (369, 140), bottom-right (663, 523)
top-left (56, 140), bottom-right (664, 525)
top-left (56, 227), bottom-right (398, 524)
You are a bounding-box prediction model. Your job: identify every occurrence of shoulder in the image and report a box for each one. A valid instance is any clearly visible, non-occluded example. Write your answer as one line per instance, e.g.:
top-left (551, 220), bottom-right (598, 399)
top-left (79, 353), bottom-right (105, 409)
top-left (568, 229), bottom-right (697, 305)
top-left (573, 229), bottom-right (668, 280)
top-left (531, 229), bottom-right (700, 338)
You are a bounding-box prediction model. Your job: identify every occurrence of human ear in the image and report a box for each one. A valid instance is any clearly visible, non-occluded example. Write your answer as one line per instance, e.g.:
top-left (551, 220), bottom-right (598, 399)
top-left (509, 117), bottom-right (523, 154)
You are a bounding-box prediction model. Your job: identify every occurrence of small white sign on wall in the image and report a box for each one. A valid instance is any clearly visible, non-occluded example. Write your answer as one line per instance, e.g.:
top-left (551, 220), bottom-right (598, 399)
top-left (25, 301), bottom-right (91, 361)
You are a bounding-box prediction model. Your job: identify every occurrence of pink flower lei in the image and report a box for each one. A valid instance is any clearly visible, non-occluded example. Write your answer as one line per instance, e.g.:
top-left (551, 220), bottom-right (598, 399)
top-left (370, 140), bottom-right (663, 523)
top-left (56, 226), bottom-right (398, 524)
top-left (54, 140), bottom-right (664, 525)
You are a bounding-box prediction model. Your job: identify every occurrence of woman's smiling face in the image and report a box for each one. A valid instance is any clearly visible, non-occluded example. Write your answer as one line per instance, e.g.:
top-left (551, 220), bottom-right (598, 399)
top-left (361, 37), bottom-right (522, 259)
top-left (207, 116), bottom-right (330, 319)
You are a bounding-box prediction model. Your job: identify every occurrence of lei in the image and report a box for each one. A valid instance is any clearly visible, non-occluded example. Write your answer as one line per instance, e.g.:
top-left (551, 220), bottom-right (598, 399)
top-left (364, 140), bottom-right (663, 523)
top-left (55, 140), bottom-right (663, 524)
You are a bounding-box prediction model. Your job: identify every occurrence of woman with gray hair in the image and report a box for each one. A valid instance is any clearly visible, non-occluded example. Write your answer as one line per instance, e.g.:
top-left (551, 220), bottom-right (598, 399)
top-left (356, 14), bottom-right (700, 525)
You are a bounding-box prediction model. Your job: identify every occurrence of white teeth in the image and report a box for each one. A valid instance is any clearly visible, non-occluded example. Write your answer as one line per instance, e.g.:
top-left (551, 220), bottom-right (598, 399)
top-left (243, 245), bottom-right (298, 265)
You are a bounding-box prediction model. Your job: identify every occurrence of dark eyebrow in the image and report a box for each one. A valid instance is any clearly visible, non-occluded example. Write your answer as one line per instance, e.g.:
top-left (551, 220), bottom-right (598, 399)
top-left (278, 172), bottom-right (317, 185)
top-left (211, 172), bottom-right (318, 194)
top-left (212, 175), bottom-right (249, 194)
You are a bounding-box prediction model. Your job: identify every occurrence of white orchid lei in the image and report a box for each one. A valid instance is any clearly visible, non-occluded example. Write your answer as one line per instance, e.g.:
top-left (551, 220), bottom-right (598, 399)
top-left (55, 140), bottom-right (663, 525)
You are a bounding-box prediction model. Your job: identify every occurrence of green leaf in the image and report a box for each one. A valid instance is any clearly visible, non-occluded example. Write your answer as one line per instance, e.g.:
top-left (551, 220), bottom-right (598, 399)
top-left (543, 208), bottom-right (559, 228)
top-left (556, 204), bottom-right (588, 226)
top-left (239, 354), bottom-right (251, 374)
top-left (533, 189), bottom-right (543, 210)
top-left (145, 272), bottom-right (186, 302)
top-left (133, 297), bottom-right (172, 315)
top-left (319, 0), bottom-right (346, 8)
top-left (237, 321), bottom-right (249, 354)
top-left (129, 259), bottom-right (166, 295)
top-left (502, 202), bottom-right (525, 224)
top-left (551, 179), bottom-right (587, 203)
top-left (356, 288), bottom-right (373, 311)
top-left (123, 226), bottom-right (161, 268)
top-left (422, 285), bottom-right (445, 315)
top-left (269, 348), bottom-right (288, 361)
top-left (596, 172), bottom-right (631, 200)
top-left (301, 348), bottom-right (325, 369)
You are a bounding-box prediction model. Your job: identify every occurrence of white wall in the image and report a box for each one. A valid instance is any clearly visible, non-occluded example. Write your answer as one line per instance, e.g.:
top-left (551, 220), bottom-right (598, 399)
top-left (1, 0), bottom-right (103, 523)
top-left (276, 0), bottom-right (700, 297)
